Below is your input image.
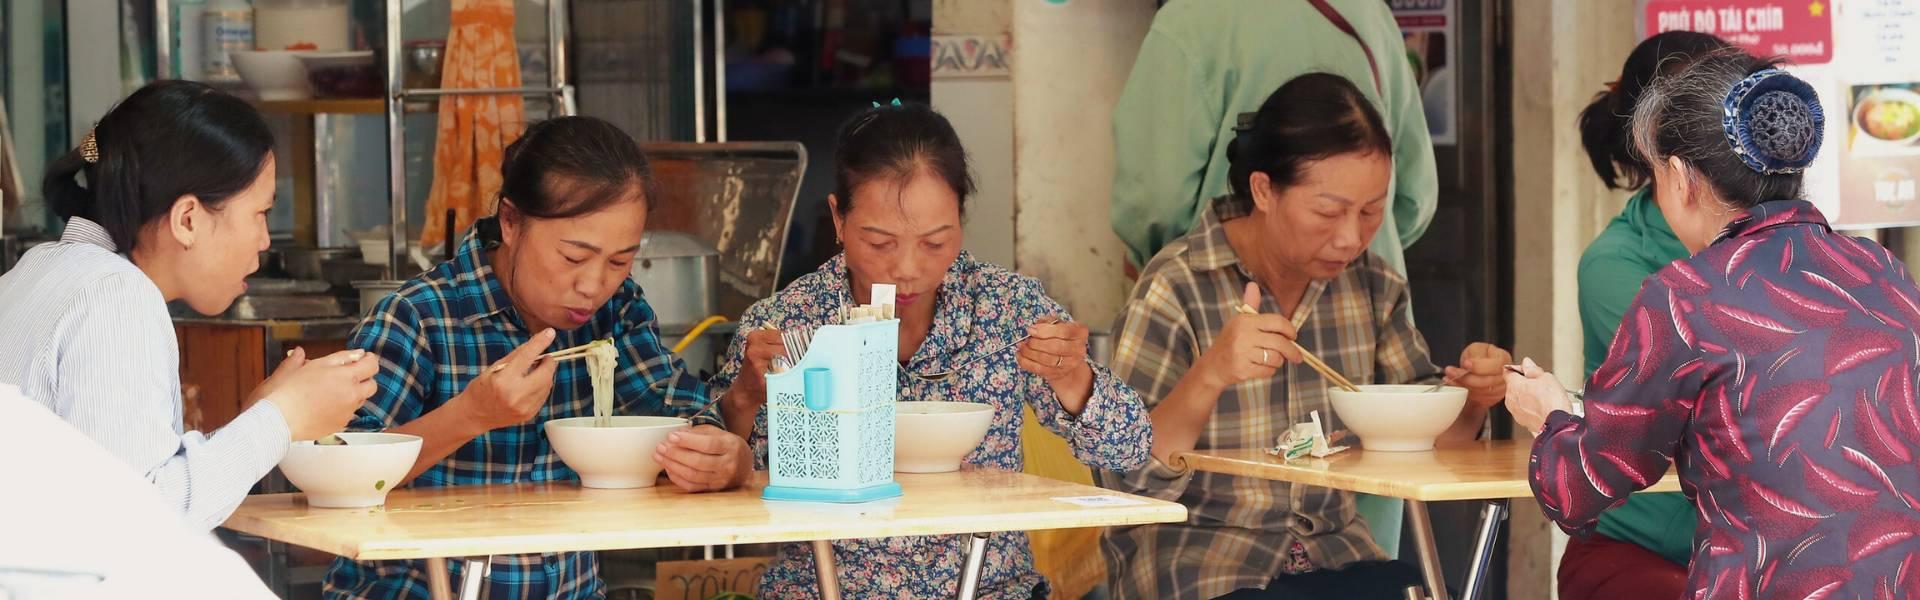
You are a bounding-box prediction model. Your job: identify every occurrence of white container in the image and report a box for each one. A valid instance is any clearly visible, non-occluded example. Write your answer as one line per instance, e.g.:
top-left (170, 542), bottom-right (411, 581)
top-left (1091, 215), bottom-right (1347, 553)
top-left (231, 50), bottom-right (310, 100)
top-left (201, 1), bottom-right (253, 82)
top-left (254, 0), bottom-right (349, 51)
top-left (893, 401), bottom-right (995, 473)
top-left (174, 0), bottom-right (207, 80)
top-left (1327, 384), bottom-right (1469, 452)
top-left (547, 416), bottom-right (691, 488)
top-left (279, 432), bottom-right (423, 508)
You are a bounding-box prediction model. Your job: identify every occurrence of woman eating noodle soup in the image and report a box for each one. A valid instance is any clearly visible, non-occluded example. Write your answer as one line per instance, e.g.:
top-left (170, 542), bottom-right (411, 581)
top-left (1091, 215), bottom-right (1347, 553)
top-left (324, 116), bottom-right (749, 599)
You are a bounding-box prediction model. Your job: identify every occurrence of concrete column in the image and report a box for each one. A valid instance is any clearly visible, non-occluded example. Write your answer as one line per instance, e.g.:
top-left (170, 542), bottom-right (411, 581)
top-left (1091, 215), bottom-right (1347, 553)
top-left (1507, 0), bottom-right (1640, 598)
top-left (1009, 0), bottom-right (1154, 327)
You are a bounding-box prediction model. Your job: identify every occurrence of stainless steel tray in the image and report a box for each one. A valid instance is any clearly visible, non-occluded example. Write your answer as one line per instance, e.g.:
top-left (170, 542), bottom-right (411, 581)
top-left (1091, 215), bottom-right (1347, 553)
top-left (223, 295), bottom-right (347, 320)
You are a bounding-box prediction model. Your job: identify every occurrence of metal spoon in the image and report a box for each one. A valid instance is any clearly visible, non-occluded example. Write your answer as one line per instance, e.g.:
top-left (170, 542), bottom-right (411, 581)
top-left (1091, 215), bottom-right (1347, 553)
top-left (904, 318), bottom-right (1062, 382)
top-left (1420, 373), bottom-right (1461, 393)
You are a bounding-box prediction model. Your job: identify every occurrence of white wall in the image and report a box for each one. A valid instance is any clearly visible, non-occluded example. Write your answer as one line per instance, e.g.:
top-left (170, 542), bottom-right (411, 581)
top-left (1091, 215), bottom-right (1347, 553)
top-left (934, 0), bottom-right (1017, 270)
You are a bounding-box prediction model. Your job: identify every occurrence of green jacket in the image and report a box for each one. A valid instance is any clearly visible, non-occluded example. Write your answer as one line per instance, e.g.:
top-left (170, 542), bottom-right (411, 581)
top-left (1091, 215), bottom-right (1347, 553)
top-left (1109, 0), bottom-right (1437, 273)
top-left (1576, 188), bottom-right (1696, 565)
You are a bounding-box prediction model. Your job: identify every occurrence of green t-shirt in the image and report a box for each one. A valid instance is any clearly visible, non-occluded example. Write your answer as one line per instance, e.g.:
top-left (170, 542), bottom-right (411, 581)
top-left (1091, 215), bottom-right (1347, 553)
top-left (1576, 188), bottom-right (1696, 565)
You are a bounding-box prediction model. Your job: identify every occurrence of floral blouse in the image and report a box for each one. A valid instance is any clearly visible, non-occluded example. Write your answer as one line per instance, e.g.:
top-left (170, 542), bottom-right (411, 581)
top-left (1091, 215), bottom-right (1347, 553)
top-left (1533, 200), bottom-right (1920, 598)
top-left (710, 251), bottom-right (1152, 599)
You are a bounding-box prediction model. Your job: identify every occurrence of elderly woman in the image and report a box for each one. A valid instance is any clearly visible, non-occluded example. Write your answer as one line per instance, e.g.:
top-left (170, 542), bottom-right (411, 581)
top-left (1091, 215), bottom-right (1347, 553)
top-left (1097, 73), bottom-right (1511, 600)
top-left (709, 102), bottom-right (1151, 599)
top-left (1506, 49), bottom-right (1920, 597)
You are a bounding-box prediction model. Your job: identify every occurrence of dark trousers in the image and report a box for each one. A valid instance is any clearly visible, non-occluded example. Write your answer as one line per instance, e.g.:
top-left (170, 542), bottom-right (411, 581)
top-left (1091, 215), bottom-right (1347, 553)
top-left (1557, 533), bottom-right (1687, 600)
top-left (1212, 560), bottom-right (1426, 600)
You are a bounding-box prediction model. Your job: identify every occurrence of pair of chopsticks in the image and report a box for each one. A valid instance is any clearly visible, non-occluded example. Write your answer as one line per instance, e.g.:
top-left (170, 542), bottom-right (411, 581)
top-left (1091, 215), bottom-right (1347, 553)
top-left (1233, 303), bottom-right (1362, 392)
top-left (488, 339), bottom-right (610, 373)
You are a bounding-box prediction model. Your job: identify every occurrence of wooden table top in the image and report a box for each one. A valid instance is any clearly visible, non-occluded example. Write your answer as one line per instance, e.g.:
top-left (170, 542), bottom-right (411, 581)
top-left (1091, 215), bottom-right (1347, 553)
top-left (1172, 440), bottom-right (1682, 502)
top-left (221, 470), bottom-right (1187, 561)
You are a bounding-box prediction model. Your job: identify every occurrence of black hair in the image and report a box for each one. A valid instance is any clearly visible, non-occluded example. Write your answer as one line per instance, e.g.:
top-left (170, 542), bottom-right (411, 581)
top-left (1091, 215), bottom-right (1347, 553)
top-left (497, 116), bottom-right (654, 220)
top-left (831, 102), bottom-right (975, 216)
top-left (1227, 73), bottom-right (1393, 201)
top-left (1579, 31), bottom-right (1731, 190)
top-left (1632, 49), bottom-right (1808, 209)
top-left (41, 80), bottom-right (275, 253)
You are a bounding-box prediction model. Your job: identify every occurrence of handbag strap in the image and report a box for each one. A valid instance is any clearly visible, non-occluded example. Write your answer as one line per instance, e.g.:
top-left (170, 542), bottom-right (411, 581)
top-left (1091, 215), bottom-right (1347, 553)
top-left (1305, 0), bottom-right (1383, 94)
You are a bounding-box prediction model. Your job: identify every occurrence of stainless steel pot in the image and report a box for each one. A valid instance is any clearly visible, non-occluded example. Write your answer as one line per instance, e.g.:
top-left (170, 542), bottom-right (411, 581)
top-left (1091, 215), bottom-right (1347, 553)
top-left (1089, 328), bottom-right (1114, 366)
top-left (352, 280), bottom-right (406, 315)
top-left (629, 231), bottom-right (720, 330)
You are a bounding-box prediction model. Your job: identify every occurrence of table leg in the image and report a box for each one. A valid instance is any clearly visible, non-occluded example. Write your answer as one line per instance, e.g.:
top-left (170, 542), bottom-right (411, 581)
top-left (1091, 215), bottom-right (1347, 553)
top-left (1405, 499), bottom-right (1449, 600)
top-left (957, 532), bottom-right (990, 600)
top-left (1461, 500), bottom-right (1507, 600)
top-left (458, 557), bottom-right (490, 600)
top-left (812, 540), bottom-right (842, 600)
top-left (265, 539), bottom-right (291, 597)
top-left (426, 557), bottom-right (452, 600)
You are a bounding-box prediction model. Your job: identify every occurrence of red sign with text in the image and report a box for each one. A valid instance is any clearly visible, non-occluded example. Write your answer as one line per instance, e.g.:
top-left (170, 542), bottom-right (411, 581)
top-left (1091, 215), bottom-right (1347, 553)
top-left (1644, 1), bottom-right (1835, 65)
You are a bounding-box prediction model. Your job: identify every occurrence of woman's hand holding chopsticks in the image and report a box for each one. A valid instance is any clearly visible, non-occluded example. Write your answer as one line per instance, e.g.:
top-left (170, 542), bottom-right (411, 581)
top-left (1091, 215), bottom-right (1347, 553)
top-left (1197, 282), bottom-right (1307, 390)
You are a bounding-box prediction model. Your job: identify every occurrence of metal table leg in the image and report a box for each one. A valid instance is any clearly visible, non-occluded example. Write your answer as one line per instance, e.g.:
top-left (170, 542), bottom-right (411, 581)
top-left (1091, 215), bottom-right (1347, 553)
top-left (426, 557), bottom-right (453, 600)
top-left (458, 557), bottom-right (490, 600)
top-left (1405, 499), bottom-right (1449, 600)
top-left (1461, 501), bottom-right (1507, 600)
top-left (265, 539), bottom-right (291, 597)
top-left (812, 540), bottom-right (842, 600)
top-left (957, 533), bottom-right (990, 600)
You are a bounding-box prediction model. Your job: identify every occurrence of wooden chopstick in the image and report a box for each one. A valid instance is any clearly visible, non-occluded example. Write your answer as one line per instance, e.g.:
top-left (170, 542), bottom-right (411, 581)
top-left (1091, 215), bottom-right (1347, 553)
top-left (487, 341), bottom-right (605, 373)
top-left (1233, 303), bottom-right (1363, 392)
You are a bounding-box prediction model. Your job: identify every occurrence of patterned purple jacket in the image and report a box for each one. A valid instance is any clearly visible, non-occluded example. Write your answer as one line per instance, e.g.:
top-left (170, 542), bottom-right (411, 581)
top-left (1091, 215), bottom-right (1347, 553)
top-left (1533, 200), bottom-right (1920, 599)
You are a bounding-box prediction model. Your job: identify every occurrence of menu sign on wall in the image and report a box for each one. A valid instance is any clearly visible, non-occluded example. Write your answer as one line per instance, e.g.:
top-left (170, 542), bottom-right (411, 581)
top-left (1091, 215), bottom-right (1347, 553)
top-left (1641, 0), bottom-right (1920, 228)
top-left (1646, 1), bottom-right (1834, 63)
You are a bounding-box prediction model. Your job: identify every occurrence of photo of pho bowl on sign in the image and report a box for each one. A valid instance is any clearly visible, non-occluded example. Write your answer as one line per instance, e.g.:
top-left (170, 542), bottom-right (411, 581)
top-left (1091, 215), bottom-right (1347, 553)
top-left (1854, 85), bottom-right (1920, 148)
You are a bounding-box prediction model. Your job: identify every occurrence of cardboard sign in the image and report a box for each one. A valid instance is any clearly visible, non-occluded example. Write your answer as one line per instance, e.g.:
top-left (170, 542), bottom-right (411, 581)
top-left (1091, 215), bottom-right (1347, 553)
top-left (654, 557), bottom-right (772, 600)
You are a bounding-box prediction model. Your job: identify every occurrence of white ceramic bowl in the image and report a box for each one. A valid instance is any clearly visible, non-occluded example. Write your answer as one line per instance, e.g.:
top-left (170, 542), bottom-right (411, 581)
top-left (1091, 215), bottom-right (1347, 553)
top-left (546, 416), bottom-right (690, 488)
top-left (1327, 384), bottom-right (1468, 452)
top-left (279, 432), bottom-right (423, 508)
top-left (894, 401), bottom-right (994, 473)
top-left (231, 50), bottom-right (312, 101)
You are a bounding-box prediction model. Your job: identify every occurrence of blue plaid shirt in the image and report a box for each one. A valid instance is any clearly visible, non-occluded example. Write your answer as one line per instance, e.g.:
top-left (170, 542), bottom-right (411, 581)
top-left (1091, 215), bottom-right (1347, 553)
top-left (323, 219), bottom-right (718, 600)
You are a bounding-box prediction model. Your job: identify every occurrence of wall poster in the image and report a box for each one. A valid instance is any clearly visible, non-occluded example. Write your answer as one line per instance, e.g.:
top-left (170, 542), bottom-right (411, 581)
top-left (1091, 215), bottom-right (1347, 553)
top-left (1389, 0), bottom-right (1458, 146)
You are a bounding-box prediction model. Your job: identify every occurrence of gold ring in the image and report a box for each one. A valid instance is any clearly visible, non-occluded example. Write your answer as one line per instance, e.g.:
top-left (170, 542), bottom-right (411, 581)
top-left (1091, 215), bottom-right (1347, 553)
top-left (1054, 356), bottom-right (1064, 368)
top-left (1261, 350), bottom-right (1270, 365)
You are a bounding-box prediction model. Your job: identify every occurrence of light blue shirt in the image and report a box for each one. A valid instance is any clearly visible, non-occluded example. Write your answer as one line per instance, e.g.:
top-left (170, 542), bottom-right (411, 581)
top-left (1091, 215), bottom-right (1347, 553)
top-left (0, 218), bottom-right (289, 530)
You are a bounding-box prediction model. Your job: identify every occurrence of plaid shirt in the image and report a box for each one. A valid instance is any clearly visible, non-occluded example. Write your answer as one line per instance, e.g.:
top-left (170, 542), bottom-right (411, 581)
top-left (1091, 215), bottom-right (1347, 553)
top-left (1095, 195), bottom-right (1442, 599)
top-left (323, 218), bottom-right (718, 600)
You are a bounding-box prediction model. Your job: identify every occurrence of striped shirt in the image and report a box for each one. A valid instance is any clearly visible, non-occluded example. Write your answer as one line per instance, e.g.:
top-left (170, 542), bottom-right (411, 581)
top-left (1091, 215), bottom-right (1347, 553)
top-left (322, 218), bottom-right (719, 600)
top-left (0, 218), bottom-right (291, 531)
top-left (1095, 195), bottom-right (1443, 599)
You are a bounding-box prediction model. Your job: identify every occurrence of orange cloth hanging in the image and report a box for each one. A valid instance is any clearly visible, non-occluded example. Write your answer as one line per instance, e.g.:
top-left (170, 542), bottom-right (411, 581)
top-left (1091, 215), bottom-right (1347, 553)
top-left (421, 0), bottom-right (526, 250)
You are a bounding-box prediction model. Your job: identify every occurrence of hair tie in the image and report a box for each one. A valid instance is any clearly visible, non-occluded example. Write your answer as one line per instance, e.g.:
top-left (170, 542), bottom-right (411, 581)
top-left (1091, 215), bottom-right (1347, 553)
top-left (1721, 69), bottom-right (1823, 175)
top-left (79, 129), bottom-right (100, 164)
top-left (871, 98), bottom-right (903, 109)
